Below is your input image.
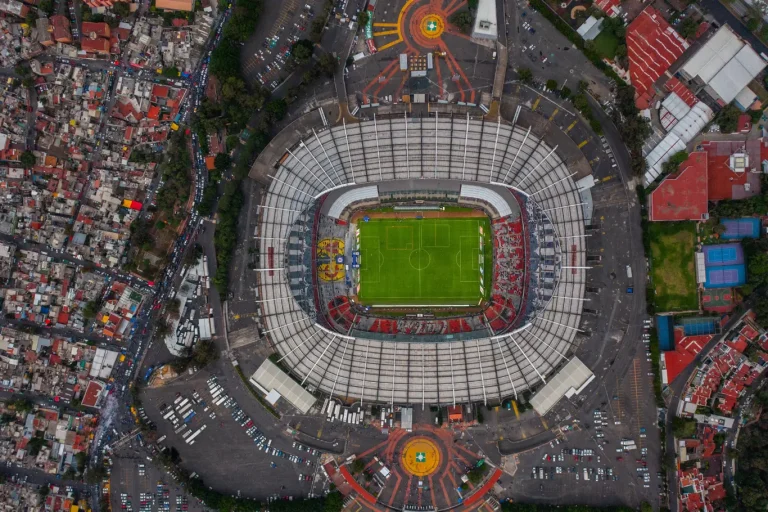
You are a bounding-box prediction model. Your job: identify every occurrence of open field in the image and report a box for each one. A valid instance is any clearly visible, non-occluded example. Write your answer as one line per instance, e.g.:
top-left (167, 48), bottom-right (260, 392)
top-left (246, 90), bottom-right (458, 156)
top-left (648, 222), bottom-right (699, 312)
top-left (592, 30), bottom-right (619, 59)
top-left (357, 217), bottom-right (492, 306)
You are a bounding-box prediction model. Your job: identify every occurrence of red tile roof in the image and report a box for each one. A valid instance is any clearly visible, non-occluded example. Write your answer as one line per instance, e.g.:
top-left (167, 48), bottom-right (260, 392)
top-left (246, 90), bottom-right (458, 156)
top-left (81, 380), bottom-right (104, 408)
top-left (665, 77), bottom-right (698, 108)
top-left (627, 7), bottom-right (688, 109)
top-left (649, 152), bottom-right (708, 221)
top-left (594, 0), bottom-right (620, 16)
top-left (81, 36), bottom-right (111, 54)
top-left (81, 21), bottom-right (110, 37)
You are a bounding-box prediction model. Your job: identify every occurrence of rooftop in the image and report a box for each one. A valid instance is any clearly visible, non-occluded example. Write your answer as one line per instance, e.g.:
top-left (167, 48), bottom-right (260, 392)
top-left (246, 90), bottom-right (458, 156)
top-left (627, 6), bottom-right (688, 109)
top-left (648, 152), bottom-right (708, 221)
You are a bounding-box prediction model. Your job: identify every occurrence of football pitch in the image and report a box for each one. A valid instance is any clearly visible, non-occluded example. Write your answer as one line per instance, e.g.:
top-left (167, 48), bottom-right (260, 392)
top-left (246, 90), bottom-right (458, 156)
top-left (357, 217), bottom-right (493, 306)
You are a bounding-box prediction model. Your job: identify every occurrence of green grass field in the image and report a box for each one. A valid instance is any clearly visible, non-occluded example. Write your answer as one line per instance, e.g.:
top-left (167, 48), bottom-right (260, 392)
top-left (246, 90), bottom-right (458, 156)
top-left (357, 217), bottom-right (492, 305)
top-left (593, 30), bottom-right (619, 59)
top-left (648, 222), bottom-right (699, 312)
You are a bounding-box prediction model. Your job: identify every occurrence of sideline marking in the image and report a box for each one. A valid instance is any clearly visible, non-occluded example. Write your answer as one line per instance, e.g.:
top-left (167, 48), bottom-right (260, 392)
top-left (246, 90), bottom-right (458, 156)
top-left (548, 108), bottom-right (559, 121)
top-left (565, 120), bottom-right (578, 132)
top-left (373, 29), bottom-right (399, 36)
top-left (373, 22), bottom-right (398, 27)
top-left (578, 139), bottom-right (590, 148)
top-left (531, 97), bottom-right (541, 111)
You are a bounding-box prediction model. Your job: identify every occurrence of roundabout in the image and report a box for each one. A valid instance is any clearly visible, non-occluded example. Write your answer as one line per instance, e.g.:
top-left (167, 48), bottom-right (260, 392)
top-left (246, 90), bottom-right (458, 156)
top-left (401, 437), bottom-right (441, 477)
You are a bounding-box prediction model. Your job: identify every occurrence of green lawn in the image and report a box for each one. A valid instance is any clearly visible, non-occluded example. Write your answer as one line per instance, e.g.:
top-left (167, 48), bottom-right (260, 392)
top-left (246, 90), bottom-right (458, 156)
top-left (357, 217), bottom-right (492, 305)
top-left (592, 30), bottom-right (619, 59)
top-left (648, 222), bottom-right (699, 312)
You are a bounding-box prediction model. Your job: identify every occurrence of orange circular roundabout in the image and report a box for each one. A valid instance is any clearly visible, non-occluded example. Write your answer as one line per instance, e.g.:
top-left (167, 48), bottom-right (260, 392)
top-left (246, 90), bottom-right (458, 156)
top-left (400, 437), bottom-right (441, 477)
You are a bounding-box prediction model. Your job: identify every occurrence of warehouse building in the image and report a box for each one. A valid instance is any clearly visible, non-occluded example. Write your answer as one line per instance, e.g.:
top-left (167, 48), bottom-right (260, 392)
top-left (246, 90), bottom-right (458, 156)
top-left (679, 25), bottom-right (766, 108)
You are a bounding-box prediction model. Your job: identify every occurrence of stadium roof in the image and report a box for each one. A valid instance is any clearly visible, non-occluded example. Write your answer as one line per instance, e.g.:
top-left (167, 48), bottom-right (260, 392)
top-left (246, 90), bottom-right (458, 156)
top-left (627, 7), bottom-right (688, 109)
top-left (250, 359), bottom-right (316, 414)
top-left (680, 25), bottom-right (766, 104)
top-left (256, 115), bottom-right (587, 405)
top-left (648, 152), bottom-right (708, 221)
top-left (529, 357), bottom-right (594, 415)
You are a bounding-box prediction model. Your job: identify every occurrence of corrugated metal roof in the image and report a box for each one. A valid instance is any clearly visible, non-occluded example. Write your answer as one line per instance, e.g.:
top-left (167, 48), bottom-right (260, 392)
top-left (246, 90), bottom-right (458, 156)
top-left (530, 357), bottom-right (594, 415)
top-left (709, 44), bottom-right (766, 103)
top-left (681, 25), bottom-right (744, 83)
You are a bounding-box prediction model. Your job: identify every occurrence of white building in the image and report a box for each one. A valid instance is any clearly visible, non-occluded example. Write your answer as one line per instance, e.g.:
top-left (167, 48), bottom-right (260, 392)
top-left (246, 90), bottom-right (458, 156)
top-left (471, 0), bottom-right (497, 40)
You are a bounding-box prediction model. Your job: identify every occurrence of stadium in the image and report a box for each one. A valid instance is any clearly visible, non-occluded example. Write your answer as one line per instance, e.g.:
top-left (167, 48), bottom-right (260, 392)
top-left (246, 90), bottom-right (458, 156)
top-left (254, 114), bottom-right (587, 407)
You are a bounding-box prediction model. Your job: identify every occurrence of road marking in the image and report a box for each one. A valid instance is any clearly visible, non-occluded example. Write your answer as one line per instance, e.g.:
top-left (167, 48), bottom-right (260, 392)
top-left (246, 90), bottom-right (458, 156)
top-left (565, 120), bottom-right (577, 132)
top-left (373, 22), bottom-right (398, 27)
top-left (548, 108), bottom-right (559, 121)
top-left (540, 415), bottom-right (548, 430)
top-left (601, 175), bottom-right (614, 182)
top-left (531, 97), bottom-right (541, 111)
top-left (512, 400), bottom-right (520, 419)
top-left (373, 29), bottom-right (399, 36)
top-left (378, 38), bottom-right (403, 51)
top-left (578, 139), bottom-right (590, 148)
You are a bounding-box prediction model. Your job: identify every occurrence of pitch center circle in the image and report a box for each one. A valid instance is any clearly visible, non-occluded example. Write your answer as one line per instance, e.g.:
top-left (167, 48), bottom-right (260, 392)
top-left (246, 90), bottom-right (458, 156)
top-left (420, 14), bottom-right (445, 39)
top-left (401, 437), bottom-right (441, 477)
top-left (409, 249), bottom-right (431, 270)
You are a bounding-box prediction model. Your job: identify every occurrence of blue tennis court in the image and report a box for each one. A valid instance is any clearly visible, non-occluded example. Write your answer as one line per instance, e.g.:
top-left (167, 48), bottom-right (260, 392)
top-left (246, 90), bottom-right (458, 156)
top-left (707, 246), bottom-right (736, 264)
top-left (705, 265), bottom-right (746, 288)
top-left (681, 317), bottom-right (719, 336)
top-left (721, 218), bottom-right (761, 240)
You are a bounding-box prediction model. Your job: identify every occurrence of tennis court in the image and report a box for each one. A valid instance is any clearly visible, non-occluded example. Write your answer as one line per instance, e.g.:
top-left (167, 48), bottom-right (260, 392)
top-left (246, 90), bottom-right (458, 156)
top-left (356, 217), bottom-right (492, 306)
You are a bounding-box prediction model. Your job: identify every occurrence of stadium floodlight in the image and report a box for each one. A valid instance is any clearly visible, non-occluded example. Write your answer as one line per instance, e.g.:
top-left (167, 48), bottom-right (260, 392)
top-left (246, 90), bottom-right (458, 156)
top-left (300, 140), bottom-right (338, 187)
top-left (313, 129), bottom-right (343, 185)
top-left (267, 173), bottom-right (315, 199)
top-left (516, 145), bottom-right (559, 188)
top-left (495, 336), bottom-right (518, 400)
top-left (286, 147), bottom-right (330, 190)
top-left (501, 126), bottom-right (531, 184)
top-left (257, 204), bottom-right (304, 213)
top-left (301, 334), bottom-right (337, 386)
top-left (508, 333), bottom-right (546, 384)
top-left (277, 329), bottom-right (322, 362)
top-left (489, 116), bottom-right (501, 183)
top-left (341, 119), bottom-right (356, 183)
top-left (529, 171), bottom-right (577, 196)
top-left (542, 202), bottom-right (586, 213)
top-left (475, 340), bottom-right (488, 406)
top-left (328, 338), bottom-right (351, 397)
top-left (374, 114), bottom-right (383, 181)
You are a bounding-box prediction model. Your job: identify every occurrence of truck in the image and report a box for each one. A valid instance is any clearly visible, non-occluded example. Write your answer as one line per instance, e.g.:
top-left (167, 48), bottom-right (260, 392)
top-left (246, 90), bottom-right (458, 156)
top-left (626, 265), bottom-right (633, 279)
top-left (214, 395), bottom-right (227, 406)
top-left (399, 53), bottom-right (408, 71)
top-left (157, 435), bottom-right (167, 444)
top-left (183, 411), bottom-right (196, 423)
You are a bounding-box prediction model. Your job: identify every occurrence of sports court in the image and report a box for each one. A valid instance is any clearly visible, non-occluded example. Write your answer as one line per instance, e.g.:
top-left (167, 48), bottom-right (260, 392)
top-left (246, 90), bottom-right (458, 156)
top-left (356, 217), bottom-right (492, 306)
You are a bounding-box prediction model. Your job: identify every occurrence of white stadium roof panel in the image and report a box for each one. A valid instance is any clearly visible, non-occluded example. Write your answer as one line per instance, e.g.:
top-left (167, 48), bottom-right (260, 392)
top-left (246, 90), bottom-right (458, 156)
top-left (709, 44), bottom-right (766, 103)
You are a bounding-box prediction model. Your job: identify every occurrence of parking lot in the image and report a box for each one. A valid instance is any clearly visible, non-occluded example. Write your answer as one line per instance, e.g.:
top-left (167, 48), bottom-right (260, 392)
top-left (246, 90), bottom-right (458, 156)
top-left (240, 0), bottom-right (324, 90)
top-left (141, 369), bottom-right (324, 499)
top-left (111, 454), bottom-right (206, 512)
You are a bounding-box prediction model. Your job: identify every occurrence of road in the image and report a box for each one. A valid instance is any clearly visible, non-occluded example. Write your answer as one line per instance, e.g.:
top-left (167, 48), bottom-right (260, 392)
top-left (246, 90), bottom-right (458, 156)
top-left (699, 0), bottom-right (768, 55)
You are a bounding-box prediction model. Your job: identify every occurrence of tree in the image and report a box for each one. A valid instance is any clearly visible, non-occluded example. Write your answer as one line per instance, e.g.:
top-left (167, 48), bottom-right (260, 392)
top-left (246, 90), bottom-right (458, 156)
top-left (517, 67), bottom-right (533, 83)
top-left (560, 86), bottom-right (571, 99)
top-left (19, 150), bottom-right (36, 169)
top-left (545, 79), bottom-right (558, 91)
top-left (467, 0), bottom-right (479, 8)
top-left (449, 10), bottom-right (474, 34)
top-left (39, 0), bottom-right (53, 15)
top-left (357, 10), bottom-right (369, 27)
top-left (350, 458), bottom-right (365, 474)
top-left (318, 53), bottom-right (338, 77)
top-left (161, 66), bottom-right (179, 78)
top-left (265, 99), bottom-right (287, 122)
top-left (324, 492), bottom-right (344, 512)
top-left (214, 152), bottom-right (231, 173)
top-left (715, 104), bottom-right (741, 134)
top-left (747, 17), bottom-right (760, 32)
top-left (112, 1), bottom-right (131, 17)
top-left (672, 416), bottom-right (696, 438)
top-left (476, 408), bottom-right (484, 424)
top-left (82, 300), bottom-right (102, 319)
top-left (677, 17), bottom-right (698, 39)
top-left (291, 39), bottom-right (314, 65)
top-left (615, 44), bottom-right (627, 57)
top-left (192, 339), bottom-right (218, 367)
